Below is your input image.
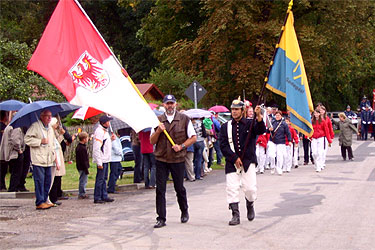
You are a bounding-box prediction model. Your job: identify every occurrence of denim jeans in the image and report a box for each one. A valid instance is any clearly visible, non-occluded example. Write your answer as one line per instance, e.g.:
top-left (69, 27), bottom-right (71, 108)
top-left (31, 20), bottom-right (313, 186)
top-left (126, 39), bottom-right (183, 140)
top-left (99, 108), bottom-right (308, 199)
top-left (213, 139), bottom-right (223, 164)
top-left (32, 165), bottom-right (52, 206)
top-left (193, 141), bottom-right (205, 179)
top-left (143, 153), bottom-right (156, 187)
top-left (78, 170), bottom-right (88, 196)
top-left (94, 163), bottom-right (109, 201)
top-left (108, 162), bottom-right (122, 193)
top-left (132, 145), bottom-right (143, 183)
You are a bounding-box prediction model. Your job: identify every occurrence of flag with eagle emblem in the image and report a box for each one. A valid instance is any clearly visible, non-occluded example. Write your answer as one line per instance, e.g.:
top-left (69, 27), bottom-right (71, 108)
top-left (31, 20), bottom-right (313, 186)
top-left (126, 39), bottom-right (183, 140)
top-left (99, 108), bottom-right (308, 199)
top-left (27, 0), bottom-right (159, 132)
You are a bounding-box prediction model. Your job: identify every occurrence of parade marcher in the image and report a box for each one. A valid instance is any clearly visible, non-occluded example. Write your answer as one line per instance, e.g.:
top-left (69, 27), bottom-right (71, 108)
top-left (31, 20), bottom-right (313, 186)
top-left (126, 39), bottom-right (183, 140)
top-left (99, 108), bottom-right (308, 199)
top-left (150, 94), bottom-right (197, 228)
top-left (301, 132), bottom-right (314, 165)
top-left (371, 109), bottom-right (375, 140)
top-left (332, 113), bottom-right (360, 161)
top-left (360, 105), bottom-right (371, 140)
top-left (24, 109), bottom-right (56, 210)
top-left (93, 115), bottom-right (115, 204)
top-left (268, 111), bottom-right (291, 175)
top-left (310, 109), bottom-right (332, 172)
top-left (255, 133), bottom-right (269, 174)
top-left (320, 106), bottom-right (334, 170)
top-left (219, 98), bottom-right (266, 226)
top-left (284, 117), bottom-right (299, 172)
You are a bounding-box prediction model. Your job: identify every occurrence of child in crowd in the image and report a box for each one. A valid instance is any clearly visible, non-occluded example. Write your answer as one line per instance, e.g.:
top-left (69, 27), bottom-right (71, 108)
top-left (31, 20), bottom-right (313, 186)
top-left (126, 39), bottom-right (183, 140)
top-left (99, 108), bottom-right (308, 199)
top-left (284, 117), bottom-right (299, 173)
top-left (108, 133), bottom-right (123, 193)
top-left (75, 132), bottom-right (90, 199)
top-left (256, 133), bottom-right (270, 174)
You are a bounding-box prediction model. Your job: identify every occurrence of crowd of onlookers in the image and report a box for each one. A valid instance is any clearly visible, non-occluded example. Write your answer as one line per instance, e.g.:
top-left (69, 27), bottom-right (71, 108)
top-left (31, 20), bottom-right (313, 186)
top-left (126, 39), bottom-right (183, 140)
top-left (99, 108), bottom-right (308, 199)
top-left (0, 95), bottom-right (373, 209)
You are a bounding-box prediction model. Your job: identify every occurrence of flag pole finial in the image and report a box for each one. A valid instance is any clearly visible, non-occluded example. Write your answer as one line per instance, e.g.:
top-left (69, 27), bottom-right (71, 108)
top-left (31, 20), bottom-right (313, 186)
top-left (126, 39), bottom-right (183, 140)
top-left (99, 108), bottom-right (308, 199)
top-left (288, 0), bottom-right (293, 12)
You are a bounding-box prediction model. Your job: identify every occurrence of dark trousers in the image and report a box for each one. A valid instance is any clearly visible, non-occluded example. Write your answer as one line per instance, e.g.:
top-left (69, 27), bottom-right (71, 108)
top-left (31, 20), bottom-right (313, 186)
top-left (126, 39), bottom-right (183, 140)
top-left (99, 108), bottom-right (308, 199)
top-left (49, 176), bottom-right (61, 203)
top-left (303, 137), bottom-right (314, 164)
top-left (8, 153), bottom-right (24, 192)
top-left (213, 139), bottom-right (223, 164)
top-left (361, 124), bottom-right (369, 140)
top-left (208, 147), bottom-right (214, 168)
top-left (132, 144), bottom-right (143, 183)
top-left (94, 163), bottom-right (109, 201)
top-left (20, 146), bottom-right (31, 190)
top-left (341, 146), bottom-right (353, 160)
top-left (0, 160), bottom-right (9, 190)
top-left (108, 161), bottom-right (122, 193)
top-left (155, 160), bottom-right (188, 222)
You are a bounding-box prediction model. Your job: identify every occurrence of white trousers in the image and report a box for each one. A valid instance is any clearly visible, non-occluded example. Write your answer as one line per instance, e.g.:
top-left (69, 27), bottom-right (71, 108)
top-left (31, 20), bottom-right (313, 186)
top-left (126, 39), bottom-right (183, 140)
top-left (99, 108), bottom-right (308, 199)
top-left (268, 141), bottom-right (286, 174)
top-left (226, 164), bottom-right (257, 204)
top-left (322, 137), bottom-right (328, 167)
top-left (311, 137), bottom-right (325, 171)
top-left (256, 145), bottom-right (266, 172)
top-left (284, 145), bottom-right (293, 172)
top-left (293, 144), bottom-right (299, 167)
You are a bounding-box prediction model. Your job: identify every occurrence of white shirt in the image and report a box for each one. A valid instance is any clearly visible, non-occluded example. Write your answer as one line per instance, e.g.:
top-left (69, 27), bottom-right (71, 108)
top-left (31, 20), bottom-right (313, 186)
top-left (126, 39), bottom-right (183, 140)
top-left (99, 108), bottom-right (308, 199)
top-left (151, 112), bottom-right (196, 138)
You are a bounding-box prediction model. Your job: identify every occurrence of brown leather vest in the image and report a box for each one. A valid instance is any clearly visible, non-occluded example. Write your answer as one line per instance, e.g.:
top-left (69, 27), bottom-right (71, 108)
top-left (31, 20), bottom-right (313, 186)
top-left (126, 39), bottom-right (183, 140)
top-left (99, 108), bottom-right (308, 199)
top-left (154, 111), bottom-right (189, 163)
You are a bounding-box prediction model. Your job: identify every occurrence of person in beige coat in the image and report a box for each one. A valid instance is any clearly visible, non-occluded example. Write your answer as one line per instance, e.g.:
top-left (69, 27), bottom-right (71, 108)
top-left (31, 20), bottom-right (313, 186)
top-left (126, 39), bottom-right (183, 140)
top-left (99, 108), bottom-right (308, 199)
top-left (24, 109), bottom-right (56, 210)
top-left (0, 125), bottom-right (25, 192)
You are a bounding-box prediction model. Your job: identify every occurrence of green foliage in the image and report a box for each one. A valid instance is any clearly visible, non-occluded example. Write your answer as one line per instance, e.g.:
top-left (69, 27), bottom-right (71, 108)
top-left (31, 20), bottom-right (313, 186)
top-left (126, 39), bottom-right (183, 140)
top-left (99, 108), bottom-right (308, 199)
top-left (0, 39), bottom-right (64, 102)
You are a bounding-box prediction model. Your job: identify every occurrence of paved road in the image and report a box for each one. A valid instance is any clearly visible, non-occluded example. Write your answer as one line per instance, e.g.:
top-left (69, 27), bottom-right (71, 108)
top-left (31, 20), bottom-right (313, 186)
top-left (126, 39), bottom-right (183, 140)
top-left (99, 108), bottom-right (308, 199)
top-left (1, 138), bottom-right (374, 250)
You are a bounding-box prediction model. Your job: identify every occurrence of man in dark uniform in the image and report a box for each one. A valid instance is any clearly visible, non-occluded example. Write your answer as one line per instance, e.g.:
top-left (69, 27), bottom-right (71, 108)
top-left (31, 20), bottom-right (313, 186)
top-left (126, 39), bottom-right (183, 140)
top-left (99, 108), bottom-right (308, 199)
top-left (219, 98), bottom-right (266, 226)
top-left (150, 94), bottom-right (197, 228)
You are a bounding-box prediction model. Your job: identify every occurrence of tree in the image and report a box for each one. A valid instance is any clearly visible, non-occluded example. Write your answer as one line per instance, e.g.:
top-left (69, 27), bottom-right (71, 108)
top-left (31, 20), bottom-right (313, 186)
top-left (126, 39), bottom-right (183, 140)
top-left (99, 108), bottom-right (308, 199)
top-left (0, 39), bottom-right (64, 102)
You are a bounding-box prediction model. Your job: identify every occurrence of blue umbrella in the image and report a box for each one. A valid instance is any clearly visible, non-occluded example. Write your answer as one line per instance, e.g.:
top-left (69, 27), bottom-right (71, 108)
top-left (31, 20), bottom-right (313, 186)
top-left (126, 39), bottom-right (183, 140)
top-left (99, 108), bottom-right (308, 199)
top-left (58, 102), bottom-right (81, 118)
top-left (9, 100), bottom-right (63, 128)
top-left (0, 100), bottom-right (26, 111)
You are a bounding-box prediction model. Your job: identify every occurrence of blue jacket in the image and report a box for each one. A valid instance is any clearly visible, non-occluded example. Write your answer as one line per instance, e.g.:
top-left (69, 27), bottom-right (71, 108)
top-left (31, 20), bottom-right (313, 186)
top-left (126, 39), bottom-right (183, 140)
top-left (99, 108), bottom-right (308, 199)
top-left (360, 110), bottom-right (372, 124)
top-left (269, 119), bottom-right (292, 144)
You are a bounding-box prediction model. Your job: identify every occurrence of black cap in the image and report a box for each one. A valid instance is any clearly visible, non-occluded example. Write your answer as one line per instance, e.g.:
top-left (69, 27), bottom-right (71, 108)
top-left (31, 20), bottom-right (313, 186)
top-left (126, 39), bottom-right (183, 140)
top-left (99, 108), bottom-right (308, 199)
top-left (163, 94), bottom-right (176, 104)
top-left (99, 115), bottom-right (113, 124)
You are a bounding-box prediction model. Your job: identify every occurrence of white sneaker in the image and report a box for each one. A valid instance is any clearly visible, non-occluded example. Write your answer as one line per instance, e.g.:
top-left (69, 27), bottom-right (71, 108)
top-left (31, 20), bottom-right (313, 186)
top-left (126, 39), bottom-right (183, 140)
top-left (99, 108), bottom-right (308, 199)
top-left (271, 168), bottom-right (275, 175)
top-left (208, 168), bottom-right (213, 172)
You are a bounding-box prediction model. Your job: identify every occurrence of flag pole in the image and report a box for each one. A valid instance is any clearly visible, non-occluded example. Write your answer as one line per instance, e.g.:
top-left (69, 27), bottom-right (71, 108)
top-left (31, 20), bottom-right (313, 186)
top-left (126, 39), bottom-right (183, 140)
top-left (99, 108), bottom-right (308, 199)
top-left (240, 0), bottom-right (293, 160)
top-left (73, 0), bottom-right (175, 145)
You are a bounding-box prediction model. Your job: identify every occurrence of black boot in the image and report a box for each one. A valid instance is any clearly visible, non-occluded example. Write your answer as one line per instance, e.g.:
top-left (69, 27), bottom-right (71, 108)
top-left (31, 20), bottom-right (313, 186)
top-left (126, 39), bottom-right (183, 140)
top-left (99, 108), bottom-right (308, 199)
top-left (246, 199), bottom-right (255, 221)
top-left (228, 203), bottom-right (240, 226)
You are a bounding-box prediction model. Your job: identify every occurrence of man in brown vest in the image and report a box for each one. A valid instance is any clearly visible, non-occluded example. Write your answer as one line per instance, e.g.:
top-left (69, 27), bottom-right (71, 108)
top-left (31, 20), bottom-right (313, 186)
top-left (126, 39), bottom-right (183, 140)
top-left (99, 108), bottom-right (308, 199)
top-left (150, 94), bottom-right (197, 228)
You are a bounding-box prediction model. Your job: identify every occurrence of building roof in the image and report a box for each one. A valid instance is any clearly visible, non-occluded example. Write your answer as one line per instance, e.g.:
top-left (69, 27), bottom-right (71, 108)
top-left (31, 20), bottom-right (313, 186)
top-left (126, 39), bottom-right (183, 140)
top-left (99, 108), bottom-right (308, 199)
top-left (135, 83), bottom-right (164, 100)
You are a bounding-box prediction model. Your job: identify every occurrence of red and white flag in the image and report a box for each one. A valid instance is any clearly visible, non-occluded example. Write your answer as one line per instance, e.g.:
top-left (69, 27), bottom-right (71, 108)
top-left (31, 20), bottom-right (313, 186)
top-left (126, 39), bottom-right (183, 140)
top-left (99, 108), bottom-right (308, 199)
top-left (27, 0), bottom-right (159, 132)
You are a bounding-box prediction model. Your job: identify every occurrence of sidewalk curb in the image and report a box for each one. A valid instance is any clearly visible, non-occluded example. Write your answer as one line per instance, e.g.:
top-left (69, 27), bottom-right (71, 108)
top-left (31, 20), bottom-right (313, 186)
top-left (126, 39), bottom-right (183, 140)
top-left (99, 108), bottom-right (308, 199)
top-left (0, 183), bottom-right (143, 199)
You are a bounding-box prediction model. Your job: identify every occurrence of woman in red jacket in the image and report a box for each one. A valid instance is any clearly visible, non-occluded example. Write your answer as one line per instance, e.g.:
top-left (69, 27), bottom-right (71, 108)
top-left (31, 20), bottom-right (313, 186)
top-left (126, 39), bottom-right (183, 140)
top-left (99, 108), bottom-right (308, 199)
top-left (319, 106), bottom-right (334, 170)
top-left (311, 109), bottom-right (332, 172)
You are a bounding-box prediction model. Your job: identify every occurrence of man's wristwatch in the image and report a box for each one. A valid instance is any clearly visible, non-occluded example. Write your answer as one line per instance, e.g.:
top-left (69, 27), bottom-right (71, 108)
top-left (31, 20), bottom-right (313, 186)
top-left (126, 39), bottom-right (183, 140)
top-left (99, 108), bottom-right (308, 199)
top-left (181, 143), bottom-right (186, 150)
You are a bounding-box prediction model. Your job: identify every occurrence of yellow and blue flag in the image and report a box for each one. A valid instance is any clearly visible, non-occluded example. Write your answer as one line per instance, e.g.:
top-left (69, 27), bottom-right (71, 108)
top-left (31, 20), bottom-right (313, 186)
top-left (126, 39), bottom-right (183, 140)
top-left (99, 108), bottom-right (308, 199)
top-left (266, 8), bottom-right (313, 136)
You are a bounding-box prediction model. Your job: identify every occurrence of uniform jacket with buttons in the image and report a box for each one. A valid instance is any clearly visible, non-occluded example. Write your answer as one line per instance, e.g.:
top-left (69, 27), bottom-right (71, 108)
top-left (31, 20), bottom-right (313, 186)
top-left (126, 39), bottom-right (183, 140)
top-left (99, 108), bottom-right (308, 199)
top-left (219, 117), bottom-right (266, 174)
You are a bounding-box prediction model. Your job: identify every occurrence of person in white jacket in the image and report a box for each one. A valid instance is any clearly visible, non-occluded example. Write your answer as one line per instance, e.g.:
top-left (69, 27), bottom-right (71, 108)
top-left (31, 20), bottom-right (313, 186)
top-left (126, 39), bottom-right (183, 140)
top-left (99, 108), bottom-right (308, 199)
top-left (93, 115), bottom-right (114, 204)
top-left (24, 109), bottom-right (56, 210)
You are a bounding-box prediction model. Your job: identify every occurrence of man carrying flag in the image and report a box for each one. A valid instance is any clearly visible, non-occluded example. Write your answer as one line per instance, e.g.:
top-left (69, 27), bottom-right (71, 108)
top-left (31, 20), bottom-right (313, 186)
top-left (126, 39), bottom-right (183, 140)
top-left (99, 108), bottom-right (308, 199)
top-left (27, 0), bottom-right (159, 133)
top-left (265, 0), bottom-right (314, 137)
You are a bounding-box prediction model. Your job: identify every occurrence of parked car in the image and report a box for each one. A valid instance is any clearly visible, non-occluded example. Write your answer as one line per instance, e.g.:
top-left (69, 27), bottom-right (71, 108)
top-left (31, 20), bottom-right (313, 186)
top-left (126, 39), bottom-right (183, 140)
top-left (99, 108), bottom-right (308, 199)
top-left (217, 112), bottom-right (231, 124)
